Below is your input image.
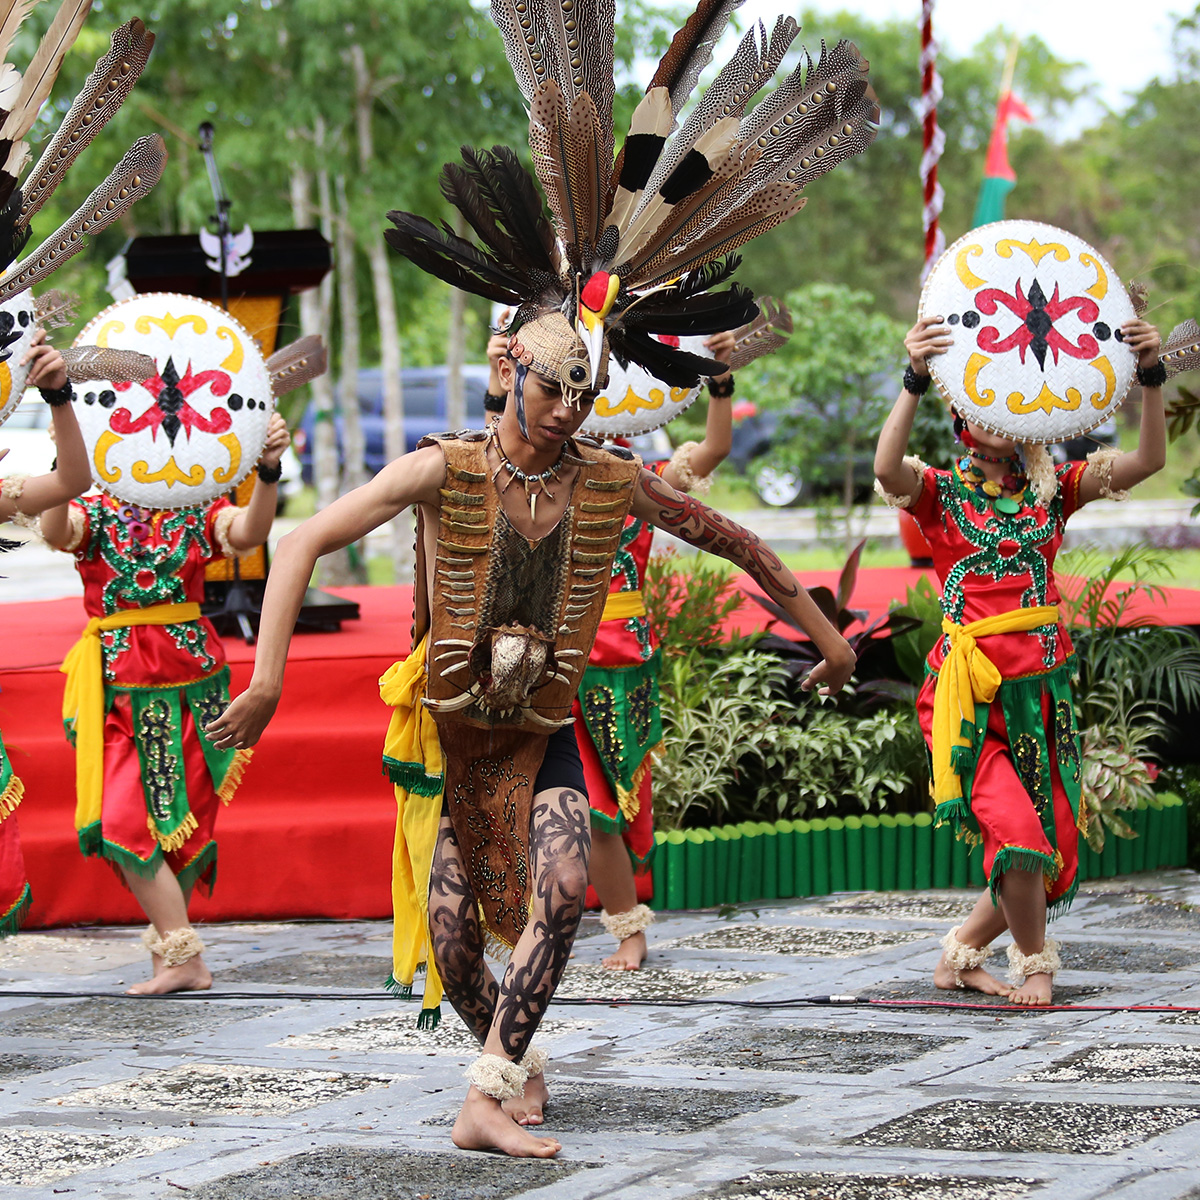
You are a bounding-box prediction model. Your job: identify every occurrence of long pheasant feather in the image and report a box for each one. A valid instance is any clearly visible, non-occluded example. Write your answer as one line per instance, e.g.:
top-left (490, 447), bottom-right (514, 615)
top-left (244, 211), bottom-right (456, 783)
top-left (19, 18), bottom-right (155, 224)
top-left (1163, 319), bottom-right (1200, 379)
top-left (0, 0), bottom-right (92, 142)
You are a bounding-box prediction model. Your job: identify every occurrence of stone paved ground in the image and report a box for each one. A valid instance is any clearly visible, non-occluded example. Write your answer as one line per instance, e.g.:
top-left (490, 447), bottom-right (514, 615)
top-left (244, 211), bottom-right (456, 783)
top-left (3, 872), bottom-right (1200, 1199)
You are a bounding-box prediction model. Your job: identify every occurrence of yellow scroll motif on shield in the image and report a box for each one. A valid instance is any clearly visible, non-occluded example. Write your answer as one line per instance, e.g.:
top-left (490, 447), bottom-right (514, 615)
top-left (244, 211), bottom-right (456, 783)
top-left (94, 431), bottom-right (123, 482)
top-left (132, 457), bottom-right (207, 487)
top-left (996, 238), bottom-right (1069, 268)
top-left (216, 326), bottom-right (243, 372)
top-left (212, 433), bottom-right (242, 484)
top-left (94, 320), bottom-right (125, 348)
top-left (1065, 356), bottom-right (1116, 411)
top-left (955, 244), bottom-right (986, 289)
top-left (1079, 252), bottom-right (1108, 300)
top-left (1006, 383), bottom-right (1081, 416)
top-left (963, 353), bottom-right (996, 407)
top-left (594, 383), bottom-right (690, 419)
top-left (134, 312), bottom-right (207, 339)
top-left (0, 361), bottom-right (10, 409)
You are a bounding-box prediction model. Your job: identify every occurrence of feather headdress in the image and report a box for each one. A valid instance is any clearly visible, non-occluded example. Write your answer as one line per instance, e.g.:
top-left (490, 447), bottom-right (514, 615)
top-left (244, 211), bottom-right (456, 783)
top-left (0, 5), bottom-right (165, 302)
top-left (386, 0), bottom-right (876, 403)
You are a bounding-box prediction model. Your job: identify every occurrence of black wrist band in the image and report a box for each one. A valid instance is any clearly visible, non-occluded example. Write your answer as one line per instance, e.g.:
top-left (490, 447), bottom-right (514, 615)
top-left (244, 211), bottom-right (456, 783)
top-left (483, 390), bottom-right (507, 414)
top-left (707, 375), bottom-right (734, 398)
top-left (39, 382), bottom-right (73, 407)
top-left (903, 365), bottom-right (931, 395)
top-left (256, 461), bottom-right (283, 484)
top-left (1136, 361), bottom-right (1167, 389)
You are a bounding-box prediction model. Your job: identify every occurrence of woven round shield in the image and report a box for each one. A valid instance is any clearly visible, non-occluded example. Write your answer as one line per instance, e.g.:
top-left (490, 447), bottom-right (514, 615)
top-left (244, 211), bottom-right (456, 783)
top-left (919, 220), bottom-right (1137, 443)
top-left (74, 293), bottom-right (273, 509)
top-left (0, 291), bottom-right (39, 429)
top-left (579, 334), bottom-right (706, 438)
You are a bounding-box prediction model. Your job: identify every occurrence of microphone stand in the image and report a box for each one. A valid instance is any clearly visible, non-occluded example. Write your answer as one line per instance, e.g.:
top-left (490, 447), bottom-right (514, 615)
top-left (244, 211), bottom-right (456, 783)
top-left (198, 121), bottom-right (257, 644)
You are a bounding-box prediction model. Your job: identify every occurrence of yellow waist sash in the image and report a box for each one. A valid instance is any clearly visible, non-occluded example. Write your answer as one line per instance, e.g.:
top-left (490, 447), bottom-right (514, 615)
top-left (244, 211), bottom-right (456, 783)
top-left (931, 605), bottom-right (1059, 806)
top-left (61, 602), bottom-right (202, 833)
top-left (601, 589), bottom-right (646, 622)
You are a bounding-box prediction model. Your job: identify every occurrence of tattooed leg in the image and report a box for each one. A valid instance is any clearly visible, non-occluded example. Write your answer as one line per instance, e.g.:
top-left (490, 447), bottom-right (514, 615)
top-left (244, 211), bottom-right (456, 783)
top-left (428, 812), bottom-right (499, 1045)
top-left (451, 785), bottom-right (589, 1157)
top-left (493, 785), bottom-right (590, 1127)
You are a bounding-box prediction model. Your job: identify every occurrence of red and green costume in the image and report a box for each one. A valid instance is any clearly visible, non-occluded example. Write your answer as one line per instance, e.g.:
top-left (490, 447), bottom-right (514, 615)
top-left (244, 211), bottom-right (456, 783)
top-left (573, 512), bottom-right (662, 873)
top-left (59, 494), bottom-right (251, 893)
top-left (909, 460), bottom-right (1087, 915)
top-left (0, 732), bottom-right (29, 936)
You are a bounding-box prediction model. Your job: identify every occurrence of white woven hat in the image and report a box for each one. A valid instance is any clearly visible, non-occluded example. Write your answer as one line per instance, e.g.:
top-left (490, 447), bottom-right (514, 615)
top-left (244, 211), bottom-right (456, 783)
top-left (920, 220), bottom-right (1137, 444)
top-left (579, 333), bottom-right (706, 438)
top-left (74, 293), bottom-right (273, 510)
top-left (0, 291), bottom-right (39, 428)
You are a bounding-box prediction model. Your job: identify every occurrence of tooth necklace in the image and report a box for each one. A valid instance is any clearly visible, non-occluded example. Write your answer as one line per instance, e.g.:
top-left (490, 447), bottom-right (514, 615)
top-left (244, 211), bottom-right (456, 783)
top-left (487, 426), bottom-right (565, 522)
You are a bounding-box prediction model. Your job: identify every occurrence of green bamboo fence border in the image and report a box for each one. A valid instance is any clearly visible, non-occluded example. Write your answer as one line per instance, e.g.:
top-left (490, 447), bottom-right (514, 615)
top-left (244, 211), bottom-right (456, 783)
top-left (650, 795), bottom-right (1189, 911)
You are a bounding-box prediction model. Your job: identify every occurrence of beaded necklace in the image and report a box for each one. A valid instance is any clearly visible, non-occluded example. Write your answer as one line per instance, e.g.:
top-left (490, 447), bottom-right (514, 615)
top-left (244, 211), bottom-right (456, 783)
top-left (954, 451), bottom-right (1029, 516)
top-left (487, 425), bottom-right (566, 523)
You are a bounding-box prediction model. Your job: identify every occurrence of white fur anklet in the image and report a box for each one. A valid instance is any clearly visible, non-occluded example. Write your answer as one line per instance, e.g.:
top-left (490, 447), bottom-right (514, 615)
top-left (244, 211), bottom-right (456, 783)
top-left (140, 925), bottom-right (158, 952)
top-left (1006, 938), bottom-right (1061, 984)
top-left (600, 903), bottom-right (655, 942)
top-left (940, 925), bottom-right (993, 988)
top-left (145, 928), bottom-right (205, 967)
top-left (464, 1054), bottom-right (528, 1101)
top-left (521, 1045), bottom-right (549, 1078)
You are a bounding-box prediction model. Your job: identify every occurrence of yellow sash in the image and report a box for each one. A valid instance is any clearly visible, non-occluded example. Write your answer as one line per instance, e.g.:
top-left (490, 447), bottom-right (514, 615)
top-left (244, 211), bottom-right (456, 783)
top-left (931, 605), bottom-right (1059, 805)
top-left (601, 589), bottom-right (646, 622)
top-left (61, 602), bottom-right (202, 833)
top-left (380, 636), bottom-right (446, 1024)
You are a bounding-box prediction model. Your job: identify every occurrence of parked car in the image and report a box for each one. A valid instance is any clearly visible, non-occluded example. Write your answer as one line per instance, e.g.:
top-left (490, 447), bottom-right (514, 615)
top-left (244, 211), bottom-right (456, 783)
top-left (298, 364), bottom-right (492, 483)
top-left (728, 404), bottom-right (876, 508)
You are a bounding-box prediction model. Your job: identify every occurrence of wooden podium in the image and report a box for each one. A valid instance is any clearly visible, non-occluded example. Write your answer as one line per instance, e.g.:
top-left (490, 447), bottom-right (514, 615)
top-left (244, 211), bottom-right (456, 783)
top-left (116, 229), bottom-right (358, 634)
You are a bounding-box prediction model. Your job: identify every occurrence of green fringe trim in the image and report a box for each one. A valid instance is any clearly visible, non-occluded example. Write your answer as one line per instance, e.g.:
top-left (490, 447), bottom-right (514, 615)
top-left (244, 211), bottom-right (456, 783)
top-left (384, 973), bottom-right (413, 999)
top-left (0, 882), bottom-right (31, 937)
top-left (987, 844), bottom-right (1059, 908)
top-left (934, 797), bottom-right (978, 839)
top-left (175, 841), bottom-right (218, 897)
top-left (1047, 874), bottom-right (1079, 921)
top-left (589, 807), bottom-right (629, 835)
top-left (416, 1005), bottom-right (441, 1031)
top-left (382, 757), bottom-right (444, 796)
top-left (78, 822), bottom-right (164, 879)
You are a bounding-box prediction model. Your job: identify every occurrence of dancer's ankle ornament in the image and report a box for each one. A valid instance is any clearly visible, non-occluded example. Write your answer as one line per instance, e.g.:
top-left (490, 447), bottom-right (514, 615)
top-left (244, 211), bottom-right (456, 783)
top-left (600, 903), bottom-right (654, 942)
top-left (464, 1054), bottom-right (528, 1102)
top-left (1006, 939), bottom-right (1061, 984)
top-left (940, 924), bottom-right (993, 989)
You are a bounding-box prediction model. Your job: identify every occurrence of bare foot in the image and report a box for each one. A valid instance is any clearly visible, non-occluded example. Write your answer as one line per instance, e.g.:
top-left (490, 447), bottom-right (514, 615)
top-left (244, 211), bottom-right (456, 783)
top-left (601, 931), bottom-right (646, 971)
top-left (1008, 971), bottom-right (1053, 1005)
top-left (126, 956), bottom-right (212, 995)
top-left (452, 1088), bottom-right (560, 1157)
top-left (503, 1071), bottom-right (549, 1126)
top-left (933, 952), bottom-right (1011, 997)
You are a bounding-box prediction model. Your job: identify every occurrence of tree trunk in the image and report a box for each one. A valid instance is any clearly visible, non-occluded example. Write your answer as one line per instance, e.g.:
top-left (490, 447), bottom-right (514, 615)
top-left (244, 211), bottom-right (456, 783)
top-left (445, 215), bottom-right (468, 430)
top-left (353, 42), bottom-right (413, 583)
top-left (290, 126), bottom-right (353, 585)
top-left (334, 173), bottom-right (369, 583)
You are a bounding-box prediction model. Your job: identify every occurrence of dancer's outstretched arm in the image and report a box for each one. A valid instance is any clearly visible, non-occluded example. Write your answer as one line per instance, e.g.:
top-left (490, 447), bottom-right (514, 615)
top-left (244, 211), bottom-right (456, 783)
top-left (1078, 319), bottom-right (1165, 502)
top-left (206, 445), bottom-right (445, 749)
top-left (661, 329), bottom-right (736, 487)
top-left (630, 469), bottom-right (856, 695)
top-left (4, 332), bottom-right (91, 522)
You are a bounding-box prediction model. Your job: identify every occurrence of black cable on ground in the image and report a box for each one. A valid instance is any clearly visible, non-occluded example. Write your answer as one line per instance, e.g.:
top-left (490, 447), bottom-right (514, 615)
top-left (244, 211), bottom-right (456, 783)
top-left (2, 989), bottom-right (1200, 1013)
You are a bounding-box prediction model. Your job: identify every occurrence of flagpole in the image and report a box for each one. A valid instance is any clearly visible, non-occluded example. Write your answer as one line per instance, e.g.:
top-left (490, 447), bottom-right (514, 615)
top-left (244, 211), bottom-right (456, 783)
top-left (919, 0), bottom-right (946, 283)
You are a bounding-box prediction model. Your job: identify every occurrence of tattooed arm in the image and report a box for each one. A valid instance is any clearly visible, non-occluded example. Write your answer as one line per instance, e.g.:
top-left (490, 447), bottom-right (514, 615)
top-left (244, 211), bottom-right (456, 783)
top-left (631, 468), bottom-right (856, 695)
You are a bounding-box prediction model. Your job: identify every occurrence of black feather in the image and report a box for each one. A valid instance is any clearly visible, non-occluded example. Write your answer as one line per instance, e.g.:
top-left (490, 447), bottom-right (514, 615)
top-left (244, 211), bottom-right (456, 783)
top-left (611, 327), bottom-right (726, 387)
top-left (385, 210), bottom-right (525, 303)
top-left (468, 146), bottom-right (559, 275)
top-left (625, 283), bottom-right (758, 335)
top-left (0, 187), bottom-right (31, 272)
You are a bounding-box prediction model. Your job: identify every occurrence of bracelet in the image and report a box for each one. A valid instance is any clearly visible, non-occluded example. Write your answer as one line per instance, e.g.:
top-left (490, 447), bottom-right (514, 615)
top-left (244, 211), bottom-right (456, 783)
top-left (707, 375), bottom-right (734, 398)
top-left (256, 461), bottom-right (283, 484)
top-left (903, 365), bottom-right (931, 395)
top-left (1136, 361), bottom-right (1167, 389)
top-left (483, 390), bottom-right (507, 414)
top-left (39, 382), bottom-right (73, 407)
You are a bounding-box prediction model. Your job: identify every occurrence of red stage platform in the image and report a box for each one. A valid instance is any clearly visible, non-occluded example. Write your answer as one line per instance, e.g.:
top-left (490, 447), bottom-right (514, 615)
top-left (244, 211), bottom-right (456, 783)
top-left (5, 569), bottom-right (1200, 929)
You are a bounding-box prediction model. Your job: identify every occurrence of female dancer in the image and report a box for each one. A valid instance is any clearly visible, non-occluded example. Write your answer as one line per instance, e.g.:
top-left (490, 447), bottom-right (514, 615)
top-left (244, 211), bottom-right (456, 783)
top-left (42, 413), bottom-right (290, 993)
top-left (874, 313), bottom-right (1165, 1005)
top-left (0, 332), bottom-right (91, 934)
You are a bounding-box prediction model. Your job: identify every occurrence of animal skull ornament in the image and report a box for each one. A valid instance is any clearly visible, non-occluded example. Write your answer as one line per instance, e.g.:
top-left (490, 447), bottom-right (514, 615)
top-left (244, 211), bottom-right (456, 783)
top-left (74, 293), bottom-right (274, 509)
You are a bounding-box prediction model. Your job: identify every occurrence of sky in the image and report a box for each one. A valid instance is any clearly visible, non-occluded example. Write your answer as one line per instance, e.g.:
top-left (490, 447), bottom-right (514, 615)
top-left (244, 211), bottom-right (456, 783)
top-left (737, 0), bottom-right (1188, 130)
